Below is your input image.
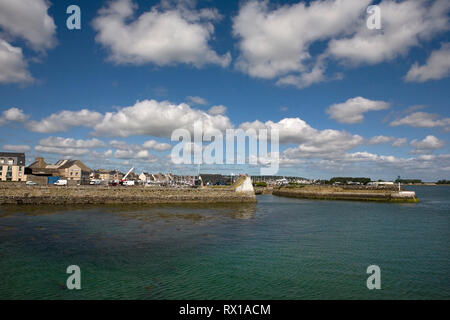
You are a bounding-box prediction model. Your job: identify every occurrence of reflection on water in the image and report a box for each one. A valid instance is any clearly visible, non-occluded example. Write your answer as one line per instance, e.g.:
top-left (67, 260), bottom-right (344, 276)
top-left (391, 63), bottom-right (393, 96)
top-left (0, 202), bottom-right (257, 221)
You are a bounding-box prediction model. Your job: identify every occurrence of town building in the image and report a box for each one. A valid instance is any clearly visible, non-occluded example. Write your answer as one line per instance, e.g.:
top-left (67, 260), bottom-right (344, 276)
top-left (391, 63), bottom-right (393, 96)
top-left (0, 152), bottom-right (26, 182)
top-left (27, 157), bottom-right (91, 184)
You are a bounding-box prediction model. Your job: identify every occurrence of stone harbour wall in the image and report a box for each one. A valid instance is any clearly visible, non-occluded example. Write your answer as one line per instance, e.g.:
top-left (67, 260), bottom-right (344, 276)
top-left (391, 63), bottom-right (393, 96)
top-left (0, 184), bottom-right (256, 205)
top-left (273, 186), bottom-right (419, 203)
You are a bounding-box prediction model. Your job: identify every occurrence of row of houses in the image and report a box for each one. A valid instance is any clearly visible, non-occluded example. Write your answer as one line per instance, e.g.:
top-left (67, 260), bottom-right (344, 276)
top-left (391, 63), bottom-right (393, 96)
top-left (0, 153), bottom-right (217, 186)
top-left (1, 152), bottom-right (311, 187)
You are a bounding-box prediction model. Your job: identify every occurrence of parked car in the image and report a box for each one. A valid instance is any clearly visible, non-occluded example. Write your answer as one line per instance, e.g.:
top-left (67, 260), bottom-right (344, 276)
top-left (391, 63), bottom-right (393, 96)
top-left (90, 179), bottom-right (101, 185)
top-left (26, 181), bottom-right (38, 186)
top-left (54, 179), bottom-right (68, 186)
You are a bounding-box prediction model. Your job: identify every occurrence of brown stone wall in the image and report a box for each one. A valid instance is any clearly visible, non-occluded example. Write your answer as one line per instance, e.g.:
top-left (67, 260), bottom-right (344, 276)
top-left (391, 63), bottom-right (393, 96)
top-left (0, 184), bottom-right (256, 205)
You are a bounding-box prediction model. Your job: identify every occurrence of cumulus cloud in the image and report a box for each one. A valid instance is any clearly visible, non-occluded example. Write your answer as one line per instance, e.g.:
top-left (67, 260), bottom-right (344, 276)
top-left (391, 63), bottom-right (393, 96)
top-left (109, 139), bottom-right (170, 162)
top-left (326, 97), bottom-right (390, 124)
top-left (240, 117), bottom-right (363, 157)
top-left (328, 0), bottom-right (449, 65)
top-left (368, 136), bottom-right (395, 145)
top-left (405, 42), bottom-right (450, 82)
top-left (186, 96), bottom-right (208, 106)
top-left (392, 138), bottom-right (408, 147)
top-left (233, 0), bottom-right (369, 82)
top-left (26, 109), bottom-right (104, 133)
top-left (34, 146), bottom-right (90, 156)
top-left (109, 140), bottom-right (141, 151)
top-left (92, 0), bottom-right (230, 68)
top-left (38, 137), bottom-right (106, 149)
top-left (0, 0), bottom-right (56, 51)
top-left (142, 140), bottom-right (172, 151)
top-left (368, 136), bottom-right (408, 147)
top-left (90, 149), bottom-right (113, 158)
top-left (410, 135), bottom-right (445, 154)
top-left (280, 148), bottom-right (450, 180)
top-left (0, 40), bottom-right (33, 84)
top-left (2, 144), bottom-right (30, 152)
top-left (34, 136), bottom-right (106, 157)
top-left (0, 0), bottom-right (56, 84)
top-left (208, 105), bottom-right (227, 115)
top-left (0, 107), bottom-right (29, 126)
top-left (92, 99), bottom-right (232, 137)
top-left (114, 149), bottom-right (159, 163)
top-left (390, 112), bottom-right (450, 128)
top-left (232, 0), bottom-right (449, 88)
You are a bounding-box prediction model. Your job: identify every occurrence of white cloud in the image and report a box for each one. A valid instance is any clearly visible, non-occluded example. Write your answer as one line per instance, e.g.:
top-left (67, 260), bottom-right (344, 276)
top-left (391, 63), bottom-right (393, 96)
top-left (280, 148), bottom-right (450, 180)
top-left (38, 137), bottom-right (106, 149)
top-left (390, 112), bottom-right (450, 128)
top-left (34, 146), bottom-right (90, 156)
top-left (328, 0), bottom-right (450, 65)
top-left (368, 136), bottom-right (408, 147)
top-left (142, 140), bottom-right (172, 151)
top-left (109, 140), bottom-right (141, 151)
top-left (405, 42), bottom-right (450, 82)
top-left (240, 117), bottom-right (363, 157)
top-left (34, 136), bottom-right (106, 157)
top-left (368, 136), bottom-right (395, 145)
top-left (114, 149), bottom-right (158, 163)
top-left (0, 0), bottom-right (56, 85)
top-left (208, 105), bottom-right (227, 115)
top-left (232, 0), bottom-right (449, 88)
top-left (0, 107), bottom-right (29, 125)
top-left (92, 99), bottom-right (232, 137)
top-left (0, 0), bottom-right (56, 51)
top-left (326, 97), bottom-right (390, 124)
top-left (2, 144), bottom-right (30, 152)
top-left (392, 138), bottom-right (408, 147)
top-left (186, 96), bottom-right (208, 106)
top-left (233, 0), bottom-right (369, 82)
top-left (92, 0), bottom-right (230, 67)
top-left (410, 135), bottom-right (445, 154)
top-left (90, 149), bottom-right (113, 158)
top-left (26, 109), bottom-right (104, 133)
top-left (0, 40), bottom-right (33, 84)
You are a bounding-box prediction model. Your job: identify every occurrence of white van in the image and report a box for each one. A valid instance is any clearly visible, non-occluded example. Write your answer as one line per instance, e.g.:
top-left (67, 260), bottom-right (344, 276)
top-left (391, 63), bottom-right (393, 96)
top-left (54, 179), bottom-right (68, 186)
top-left (122, 180), bottom-right (135, 186)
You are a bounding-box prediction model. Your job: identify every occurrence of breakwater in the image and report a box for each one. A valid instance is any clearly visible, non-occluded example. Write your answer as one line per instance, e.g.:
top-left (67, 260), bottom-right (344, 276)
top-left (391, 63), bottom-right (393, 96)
top-left (0, 184), bottom-right (256, 205)
top-left (273, 186), bottom-right (419, 203)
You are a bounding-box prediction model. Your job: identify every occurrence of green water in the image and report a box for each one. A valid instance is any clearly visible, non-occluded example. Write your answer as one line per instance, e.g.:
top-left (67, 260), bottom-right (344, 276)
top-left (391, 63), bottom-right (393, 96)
top-left (0, 186), bottom-right (448, 299)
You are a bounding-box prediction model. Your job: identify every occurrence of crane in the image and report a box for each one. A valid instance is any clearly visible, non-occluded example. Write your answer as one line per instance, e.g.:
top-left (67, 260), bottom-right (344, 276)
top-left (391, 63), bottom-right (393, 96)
top-left (120, 167), bottom-right (134, 185)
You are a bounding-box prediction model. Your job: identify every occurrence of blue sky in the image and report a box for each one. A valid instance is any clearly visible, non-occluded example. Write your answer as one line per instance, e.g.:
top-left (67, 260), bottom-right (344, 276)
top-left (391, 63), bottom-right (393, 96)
top-left (0, 0), bottom-right (449, 180)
